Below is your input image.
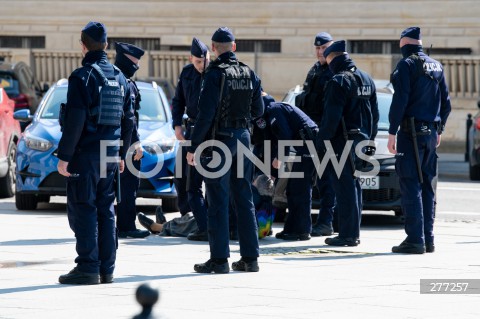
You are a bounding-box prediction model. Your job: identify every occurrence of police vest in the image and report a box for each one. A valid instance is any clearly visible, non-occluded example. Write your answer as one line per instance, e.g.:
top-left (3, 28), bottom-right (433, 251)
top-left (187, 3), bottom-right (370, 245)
top-left (408, 54), bottom-right (440, 85)
top-left (88, 63), bottom-right (125, 130)
top-left (337, 67), bottom-right (375, 139)
top-left (129, 79), bottom-right (141, 126)
top-left (213, 59), bottom-right (253, 124)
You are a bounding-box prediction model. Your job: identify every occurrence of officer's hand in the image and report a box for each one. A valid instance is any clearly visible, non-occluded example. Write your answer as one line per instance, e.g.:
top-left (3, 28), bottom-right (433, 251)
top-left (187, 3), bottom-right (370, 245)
top-left (436, 134), bottom-right (442, 148)
top-left (272, 158), bottom-right (281, 169)
top-left (387, 134), bottom-right (397, 154)
top-left (133, 145), bottom-right (143, 161)
top-left (175, 126), bottom-right (186, 142)
top-left (119, 160), bottom-right (125, 173)
top-left (57, 160), bottom-right (70, 177)
top-left (186, 152), bottom-right (196, 166)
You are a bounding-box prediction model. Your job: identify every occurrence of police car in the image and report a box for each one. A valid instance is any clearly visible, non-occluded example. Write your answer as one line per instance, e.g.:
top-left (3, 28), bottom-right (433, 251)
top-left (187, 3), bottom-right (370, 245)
top-left (282, 83), bottom-right (403, 216)
top-left (13, 79), bottom-right (179, 211)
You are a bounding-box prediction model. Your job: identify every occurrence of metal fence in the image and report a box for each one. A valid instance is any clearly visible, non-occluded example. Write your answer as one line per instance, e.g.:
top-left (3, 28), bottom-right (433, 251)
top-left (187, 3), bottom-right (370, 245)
top-left (2, 49), bottom-right (480, 100)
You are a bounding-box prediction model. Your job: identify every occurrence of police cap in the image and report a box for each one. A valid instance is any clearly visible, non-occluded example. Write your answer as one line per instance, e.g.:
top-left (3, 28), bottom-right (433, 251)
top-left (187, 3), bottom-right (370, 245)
top-left (211, 27), bottom-right (235, 43)
top-left (82, 21), bottom-right (107, 43)
top-left (400, 26), bottom-right (421, 40)
top-left (115, 42), bottom-right (145, 59)
top-left (191, 37), bottom-right (208, 58)
top-left (323, 40), bottom-right (346, 58)
top-left (314, 32), bottom-right (333, 46)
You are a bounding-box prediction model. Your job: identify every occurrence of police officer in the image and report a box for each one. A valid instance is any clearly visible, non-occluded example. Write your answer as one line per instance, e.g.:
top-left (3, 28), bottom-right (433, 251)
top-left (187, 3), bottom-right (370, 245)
top-left (254, 98), bottom-right (318, 241)
top-left (57, 21), bottom-right (134, 284)
top-left (172, 37), bottom-right (210, 241)
top-left (114, 42), bottom-right (150, 239)
top-left (186, 27), bottom-right (264, 273)
top-left (296, 32), bottom-right (336, 237)
top-left (388, 27), bottom-right (451, 254)
top-left (318, 40), bottom-right (378, 247)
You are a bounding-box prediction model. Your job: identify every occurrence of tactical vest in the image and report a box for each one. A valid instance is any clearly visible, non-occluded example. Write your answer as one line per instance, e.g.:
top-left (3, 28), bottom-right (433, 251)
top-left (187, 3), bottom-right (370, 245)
top-left (213, 59), bottom-right (253, 126)
top-left (337, 68), bottom-right (375, 140)
top-left (87, 63), bottom-right (124, 131)
top-left (390, 54), bottom-right (440, 86)
top-left (297, 63), bottom-right (328, 122)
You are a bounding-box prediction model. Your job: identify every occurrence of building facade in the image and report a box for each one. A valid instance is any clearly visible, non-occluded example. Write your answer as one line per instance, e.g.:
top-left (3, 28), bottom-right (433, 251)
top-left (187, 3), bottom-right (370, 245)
top-left (1, 0), bottom-right (479, 147)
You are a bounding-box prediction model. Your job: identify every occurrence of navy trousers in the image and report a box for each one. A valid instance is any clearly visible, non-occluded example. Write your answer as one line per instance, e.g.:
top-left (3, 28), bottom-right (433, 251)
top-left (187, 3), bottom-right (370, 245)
top-left (315, 167), bottom-right (336, 226)
top-left (116, 155), bottom-right (141, 232)
top-left (173, 145), bottom-right (192, 215)
top-left (203, 128), bottom-right (259, 259)
top-left (283, 153), bottom-right (315, 234)
top-left (395, 129), bottom-right (437, 245)
top-left (326, 140), bottom-right (362, 239)
top-left (66, 153), bottom-right (117, 275)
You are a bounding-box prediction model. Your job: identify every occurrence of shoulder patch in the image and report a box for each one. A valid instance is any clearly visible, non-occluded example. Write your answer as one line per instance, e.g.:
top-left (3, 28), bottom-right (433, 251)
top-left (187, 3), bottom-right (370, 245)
top-left (255, 117), bottom-right (267, 129)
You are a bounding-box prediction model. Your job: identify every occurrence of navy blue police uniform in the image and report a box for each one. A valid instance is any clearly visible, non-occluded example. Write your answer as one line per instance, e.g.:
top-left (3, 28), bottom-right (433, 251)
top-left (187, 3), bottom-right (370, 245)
top-left (389, 27), bottom-right (451, 254)
top-left (114, 42), bottom-right (150, 239)
top-left (189, 27), bottom-right (264, 273)
top-left (317, 40), bottom-right (379, 247)
top-left (295, 32), bottom-right (336, 236)
top-left (256, 102), bottom-right (318, 240)
top-left (171, 37), bottom-right (209, 239)
top-left (57, 22), bottom-right (135, 284)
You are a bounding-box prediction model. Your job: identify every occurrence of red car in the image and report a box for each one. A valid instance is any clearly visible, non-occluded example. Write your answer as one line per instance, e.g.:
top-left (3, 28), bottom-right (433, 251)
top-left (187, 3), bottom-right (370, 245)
top-left (0, 87), bottom-right (21, 198)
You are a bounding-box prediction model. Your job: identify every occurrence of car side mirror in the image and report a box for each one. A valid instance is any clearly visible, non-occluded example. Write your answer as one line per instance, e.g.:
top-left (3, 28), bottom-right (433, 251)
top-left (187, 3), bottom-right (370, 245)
top-left (14, 109), bottom-right (34, 122)
top-left (42, 83), bottom-right (50, 93)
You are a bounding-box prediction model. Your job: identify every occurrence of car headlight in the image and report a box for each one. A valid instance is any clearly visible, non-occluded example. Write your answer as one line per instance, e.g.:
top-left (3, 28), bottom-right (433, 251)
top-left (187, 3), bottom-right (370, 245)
top-left (143, 139), bottom-right (176, 155)
top-left (24, 134), bottom-right (53, 152)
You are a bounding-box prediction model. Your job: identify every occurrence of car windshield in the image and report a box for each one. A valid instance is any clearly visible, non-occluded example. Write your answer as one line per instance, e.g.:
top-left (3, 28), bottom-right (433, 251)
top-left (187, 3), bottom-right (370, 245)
top-left (0, 73), bottom-right (20, 96)
top-left (40, 86), bottom-right (167, 122)
top-left (377, 93), bottom-right (391, 131)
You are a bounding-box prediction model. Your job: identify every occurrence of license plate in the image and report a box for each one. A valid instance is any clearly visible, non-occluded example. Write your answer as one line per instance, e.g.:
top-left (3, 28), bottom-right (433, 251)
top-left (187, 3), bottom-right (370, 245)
top-left (359, 176), bottom-right (379, 189)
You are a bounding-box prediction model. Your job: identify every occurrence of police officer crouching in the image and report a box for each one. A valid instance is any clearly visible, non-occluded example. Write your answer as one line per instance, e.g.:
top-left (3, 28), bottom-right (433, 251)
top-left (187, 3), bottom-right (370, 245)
top-left (186, 27), bottom-right (264, 273)
top-left (171, 37), bottom-right (210, 241)
top-left (254, 95), bottom-right (318, 241)
top-left (317, 40), bottom-right (379, 247)
top-left (57, 21), bottom-right (135, 284)
top-left (388, 27), bottom-right (451, 254)
top-left (113, 42), bottom-right (150, 239)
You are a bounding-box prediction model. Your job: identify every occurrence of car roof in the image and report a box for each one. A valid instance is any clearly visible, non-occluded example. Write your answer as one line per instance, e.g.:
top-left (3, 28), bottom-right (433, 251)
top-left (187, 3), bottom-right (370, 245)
top-left (53, 78), bottom-right (157, 89)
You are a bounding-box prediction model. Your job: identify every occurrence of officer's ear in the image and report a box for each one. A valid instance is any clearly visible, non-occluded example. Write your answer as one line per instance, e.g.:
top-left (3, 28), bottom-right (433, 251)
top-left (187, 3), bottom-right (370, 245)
top-left (232, 42), bottom-right (237, 52)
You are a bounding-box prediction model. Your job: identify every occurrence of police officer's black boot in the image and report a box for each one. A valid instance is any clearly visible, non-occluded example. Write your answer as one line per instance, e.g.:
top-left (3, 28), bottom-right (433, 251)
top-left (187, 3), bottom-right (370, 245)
top-left (58, 267), bottom-right (100, 285)
top-left (392, 240), bottom-right (426, 254)
top-left (194, 258), bottom-right (229, 274)
top-left (311, 222), bottom-right (334, 237)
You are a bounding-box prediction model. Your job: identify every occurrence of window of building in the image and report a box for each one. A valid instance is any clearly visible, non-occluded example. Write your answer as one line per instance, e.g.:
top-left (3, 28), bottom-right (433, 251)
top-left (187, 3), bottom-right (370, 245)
top-left (348, 40), bottom-right (400, 54)
top-left (235, 39), bottom-right (281, 53)
top-left (348, 40), bottom-right (472, 55)
top-left (108, 38), bottom-right (161, 51)
top-left (0, 36), bottom-right (45, 49)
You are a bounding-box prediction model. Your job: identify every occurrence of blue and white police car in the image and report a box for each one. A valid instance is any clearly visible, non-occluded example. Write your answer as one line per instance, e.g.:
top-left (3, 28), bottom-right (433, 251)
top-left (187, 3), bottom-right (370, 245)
top-left (14, 79), bottom-right (178, 211)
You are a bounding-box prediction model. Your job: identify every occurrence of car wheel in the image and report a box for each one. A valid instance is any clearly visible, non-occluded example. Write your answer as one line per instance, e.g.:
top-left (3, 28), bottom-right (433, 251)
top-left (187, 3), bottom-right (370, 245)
top-left (15, 193), bottom-right (38, 210)
top-left (469, 163), bottom-right (480, 181)
top-left (0, 142), bottom-right (17, 198)
top-left (162, 197), bottom-right (179, 212)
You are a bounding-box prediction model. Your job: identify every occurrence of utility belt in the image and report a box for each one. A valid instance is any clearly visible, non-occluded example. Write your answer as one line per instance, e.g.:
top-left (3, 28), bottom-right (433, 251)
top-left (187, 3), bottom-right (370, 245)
top-left (401, 118), bottom-right (440, 135)
top-left (299, 126), bottom-right (319, 142)
top-left (218, 118), bottom-right (249, 129)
